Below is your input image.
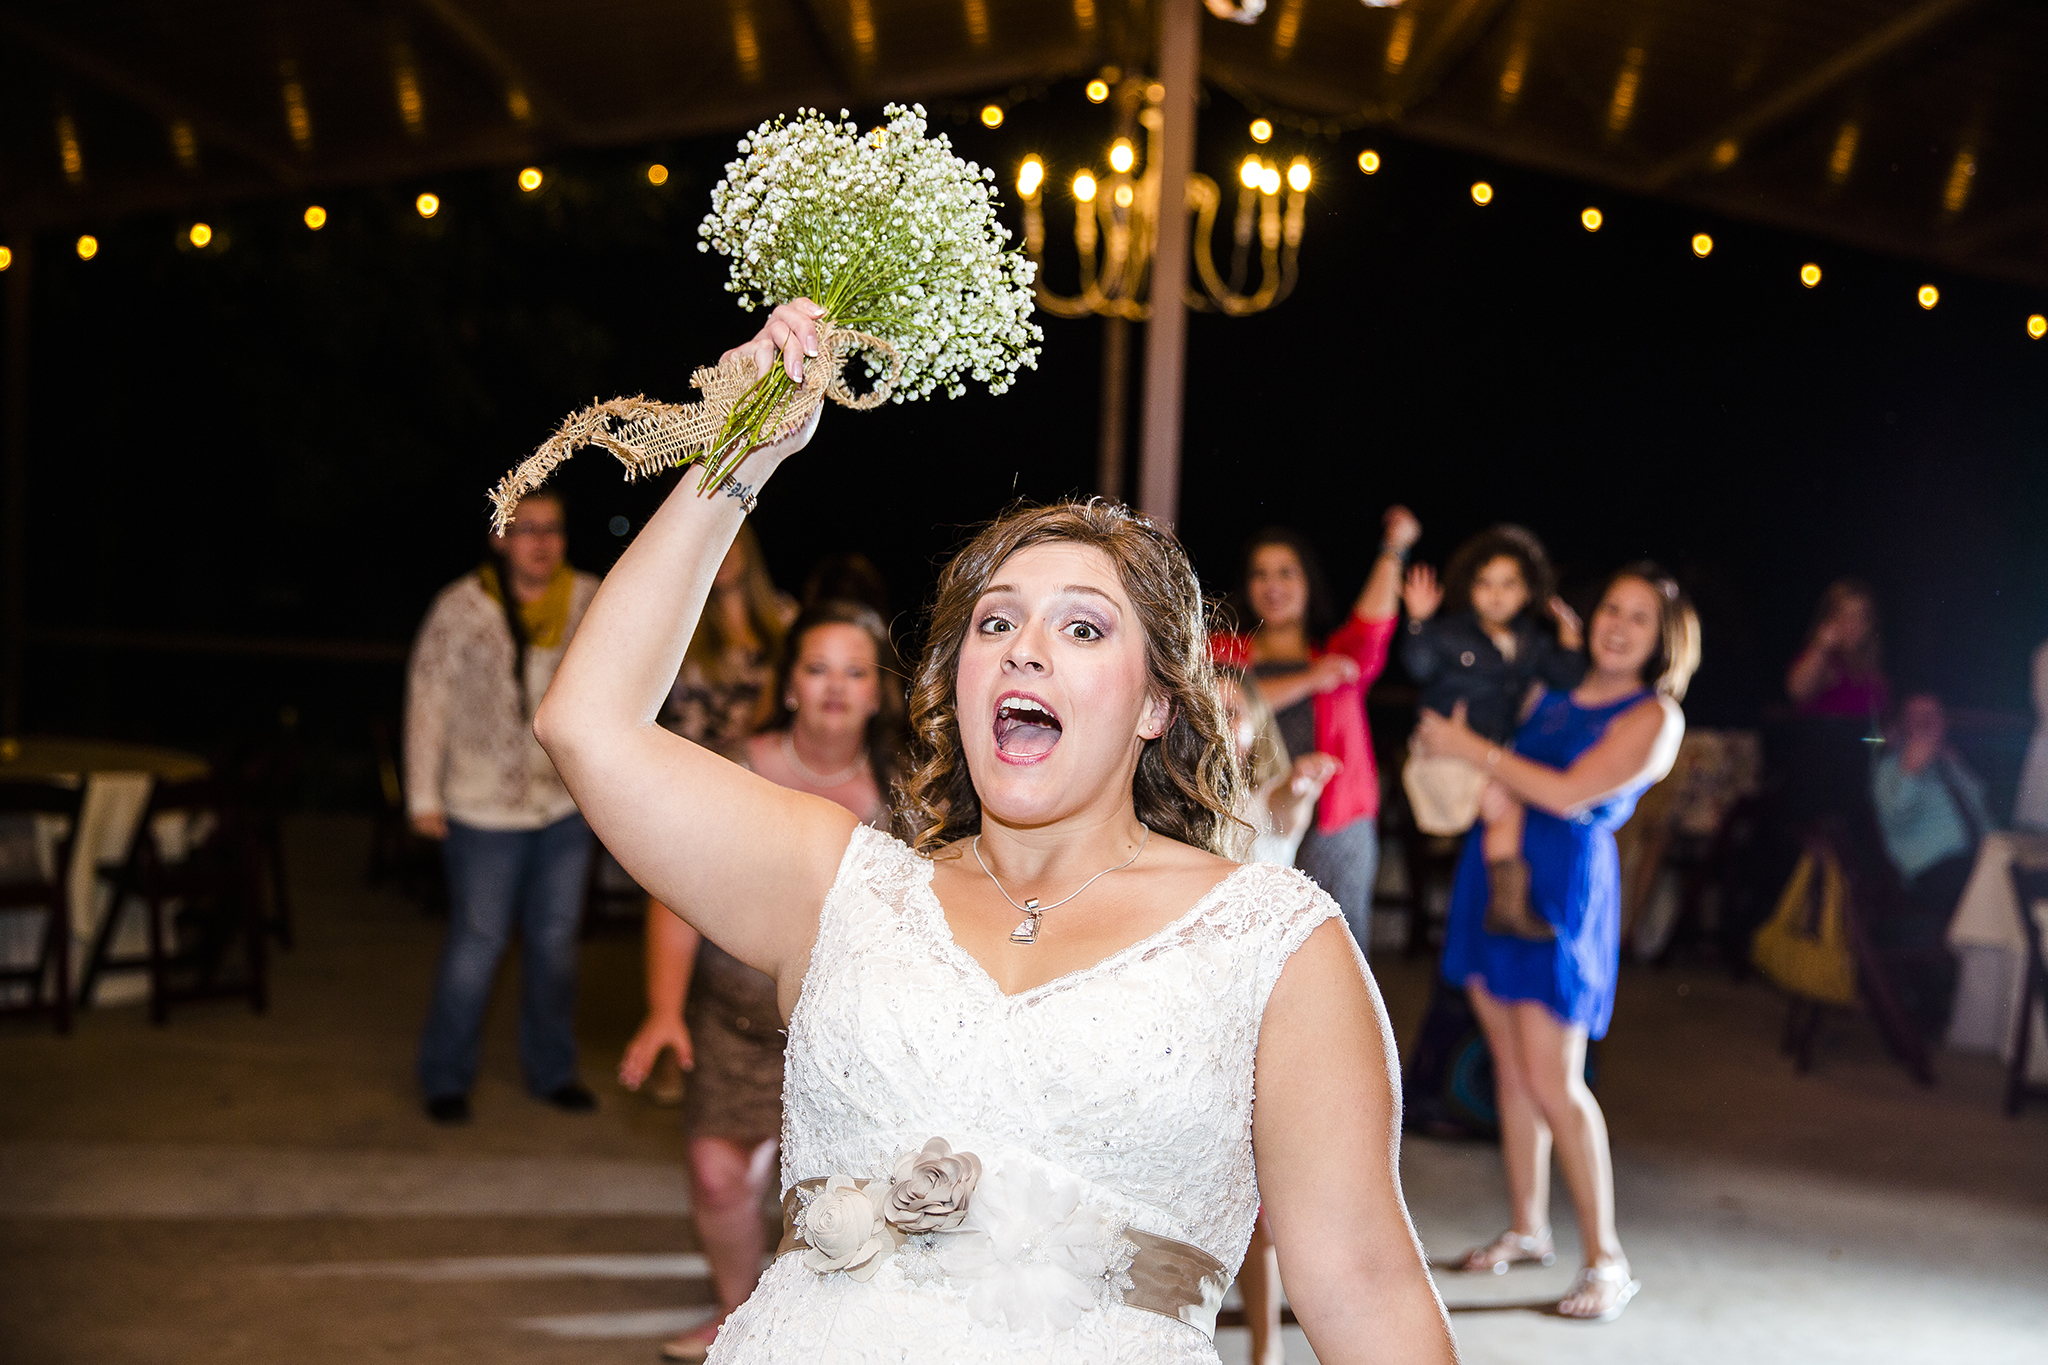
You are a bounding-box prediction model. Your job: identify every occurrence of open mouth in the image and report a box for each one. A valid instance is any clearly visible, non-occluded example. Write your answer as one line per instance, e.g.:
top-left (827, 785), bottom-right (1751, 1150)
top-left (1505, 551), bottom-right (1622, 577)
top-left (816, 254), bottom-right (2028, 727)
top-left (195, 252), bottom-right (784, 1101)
top-left (993, 693), bottom-right (1063, 759)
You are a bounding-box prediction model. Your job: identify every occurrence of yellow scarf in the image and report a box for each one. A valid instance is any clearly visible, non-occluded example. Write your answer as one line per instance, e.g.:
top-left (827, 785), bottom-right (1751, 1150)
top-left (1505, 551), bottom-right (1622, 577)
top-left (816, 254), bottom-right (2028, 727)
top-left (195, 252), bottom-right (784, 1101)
top-left (478, 563), bottom-right (574, 649)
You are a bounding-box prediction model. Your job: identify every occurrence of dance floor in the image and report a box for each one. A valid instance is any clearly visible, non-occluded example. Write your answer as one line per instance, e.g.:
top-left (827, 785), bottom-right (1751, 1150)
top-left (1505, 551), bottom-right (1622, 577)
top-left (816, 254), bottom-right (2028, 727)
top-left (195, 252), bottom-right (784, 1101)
top-left (2, 816), bottom-right (2043, 1364)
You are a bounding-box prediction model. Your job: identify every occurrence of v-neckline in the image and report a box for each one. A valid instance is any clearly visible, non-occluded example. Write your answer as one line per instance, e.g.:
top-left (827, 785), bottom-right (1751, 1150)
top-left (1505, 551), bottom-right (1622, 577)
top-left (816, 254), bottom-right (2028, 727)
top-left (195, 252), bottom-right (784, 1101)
top-left (913, 859), bottom-right (1256, 1003)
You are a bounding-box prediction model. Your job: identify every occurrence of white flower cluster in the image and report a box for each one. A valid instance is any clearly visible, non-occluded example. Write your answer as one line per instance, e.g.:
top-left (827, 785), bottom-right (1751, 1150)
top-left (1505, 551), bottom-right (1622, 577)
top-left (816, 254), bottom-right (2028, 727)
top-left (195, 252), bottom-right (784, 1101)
top-left (699, 104), bottom-right (1042, 401)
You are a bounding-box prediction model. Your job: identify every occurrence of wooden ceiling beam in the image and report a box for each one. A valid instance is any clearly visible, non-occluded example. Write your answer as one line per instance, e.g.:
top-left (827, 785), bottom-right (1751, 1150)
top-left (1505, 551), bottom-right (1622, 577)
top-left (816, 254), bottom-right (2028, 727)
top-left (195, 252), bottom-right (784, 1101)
top-left (405, 0), bottom-right (589, 138)
top-left (0, 9), bottom-right (301, 185)
top-left (1384, 0), bottom-right (1514, 122)
top-left (1646, 0), bottom-right (1991, 191)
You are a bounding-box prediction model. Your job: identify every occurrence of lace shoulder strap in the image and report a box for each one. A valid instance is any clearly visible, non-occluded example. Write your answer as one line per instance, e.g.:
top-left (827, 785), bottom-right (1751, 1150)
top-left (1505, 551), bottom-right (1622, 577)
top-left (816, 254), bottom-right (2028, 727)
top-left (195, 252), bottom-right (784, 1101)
top-left (1211, 861), bottom-right (1346, 1018)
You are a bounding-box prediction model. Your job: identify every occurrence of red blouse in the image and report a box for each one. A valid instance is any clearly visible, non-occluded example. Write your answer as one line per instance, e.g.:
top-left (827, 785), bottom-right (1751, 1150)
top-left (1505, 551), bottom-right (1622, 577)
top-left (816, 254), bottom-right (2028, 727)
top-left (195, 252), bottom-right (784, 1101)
top-left (1212, 612), bottom-right (1397, 834)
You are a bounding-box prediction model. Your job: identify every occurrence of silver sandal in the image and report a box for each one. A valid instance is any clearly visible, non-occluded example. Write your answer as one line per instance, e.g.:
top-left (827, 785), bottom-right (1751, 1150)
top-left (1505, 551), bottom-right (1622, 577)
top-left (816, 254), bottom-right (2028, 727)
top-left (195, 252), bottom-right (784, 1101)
top-left (1456, 1228), bottom-right (1557, 1274)
top-left (1557, 1263), bottom-right (1640, 1321)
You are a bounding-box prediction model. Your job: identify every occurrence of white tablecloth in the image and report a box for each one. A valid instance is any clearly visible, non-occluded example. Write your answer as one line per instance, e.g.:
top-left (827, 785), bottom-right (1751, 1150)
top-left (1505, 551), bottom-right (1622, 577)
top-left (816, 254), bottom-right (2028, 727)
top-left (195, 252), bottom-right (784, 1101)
top-left (1945, 831), bottom-right (2048, 1082)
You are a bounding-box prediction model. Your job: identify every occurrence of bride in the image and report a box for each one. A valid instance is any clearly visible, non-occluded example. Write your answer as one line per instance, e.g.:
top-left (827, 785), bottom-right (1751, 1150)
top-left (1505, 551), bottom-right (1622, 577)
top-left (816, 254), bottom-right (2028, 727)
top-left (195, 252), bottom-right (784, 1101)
top-left (535, 301), bottom-right (1455, 1363)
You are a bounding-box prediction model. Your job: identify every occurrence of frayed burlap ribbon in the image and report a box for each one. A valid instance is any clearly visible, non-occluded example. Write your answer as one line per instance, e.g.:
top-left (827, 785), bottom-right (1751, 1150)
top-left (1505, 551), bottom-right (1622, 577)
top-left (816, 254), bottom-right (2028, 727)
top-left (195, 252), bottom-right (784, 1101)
top-left (488, 324), bottom-right (900, 532)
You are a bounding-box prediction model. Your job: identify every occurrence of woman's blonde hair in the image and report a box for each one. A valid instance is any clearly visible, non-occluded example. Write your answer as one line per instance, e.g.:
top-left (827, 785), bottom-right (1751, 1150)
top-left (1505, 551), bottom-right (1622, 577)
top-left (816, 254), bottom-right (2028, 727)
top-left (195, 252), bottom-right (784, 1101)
top-left (1213, 663), bottom-right (1290, 794)
top-left (895, 501), bottom-right (1240, 857)
top-left (684, 520), bottom-right (788, 686)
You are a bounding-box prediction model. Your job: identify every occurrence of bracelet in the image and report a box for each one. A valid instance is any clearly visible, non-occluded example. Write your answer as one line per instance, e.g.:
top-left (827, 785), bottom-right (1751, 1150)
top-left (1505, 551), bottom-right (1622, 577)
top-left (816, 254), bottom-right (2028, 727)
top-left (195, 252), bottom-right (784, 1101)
top-left (716, 470), bottom-right (759, 513)
top-left (1380, 543), bottom-right (1410, 563)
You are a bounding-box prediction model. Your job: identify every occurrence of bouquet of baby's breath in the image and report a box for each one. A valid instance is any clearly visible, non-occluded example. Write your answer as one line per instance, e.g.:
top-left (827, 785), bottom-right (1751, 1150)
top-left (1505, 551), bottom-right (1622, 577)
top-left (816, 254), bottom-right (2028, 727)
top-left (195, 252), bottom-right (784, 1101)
top-left (489, 104), bottom-right (1041, 530)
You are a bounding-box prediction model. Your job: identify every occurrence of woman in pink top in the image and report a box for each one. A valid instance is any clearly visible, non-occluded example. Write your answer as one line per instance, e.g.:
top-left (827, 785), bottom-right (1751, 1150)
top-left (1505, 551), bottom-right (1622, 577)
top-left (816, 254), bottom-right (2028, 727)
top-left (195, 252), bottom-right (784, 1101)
top-left (1786, 578), bottom-right (1890, 721)
top-left (1212, 507), bottom-right (1418, 949)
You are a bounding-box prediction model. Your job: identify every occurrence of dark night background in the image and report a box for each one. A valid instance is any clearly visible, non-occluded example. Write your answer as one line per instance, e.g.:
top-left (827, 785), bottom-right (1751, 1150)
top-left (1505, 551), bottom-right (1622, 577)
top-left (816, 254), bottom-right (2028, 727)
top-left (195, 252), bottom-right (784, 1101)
top-left (16, 80), bottom-right (2047, 806)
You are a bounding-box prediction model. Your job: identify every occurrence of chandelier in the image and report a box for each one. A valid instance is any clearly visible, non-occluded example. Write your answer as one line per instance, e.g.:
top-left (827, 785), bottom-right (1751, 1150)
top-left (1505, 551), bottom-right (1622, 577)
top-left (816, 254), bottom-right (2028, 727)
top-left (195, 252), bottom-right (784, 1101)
top-left (1016, 77), bottom-right (1310, 320)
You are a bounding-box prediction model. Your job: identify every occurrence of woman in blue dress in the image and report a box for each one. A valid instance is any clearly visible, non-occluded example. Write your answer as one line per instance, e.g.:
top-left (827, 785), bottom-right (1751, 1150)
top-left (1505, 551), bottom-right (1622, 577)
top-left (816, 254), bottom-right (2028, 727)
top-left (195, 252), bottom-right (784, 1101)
top-left (1414, 564), bottom-right (1698, 1323)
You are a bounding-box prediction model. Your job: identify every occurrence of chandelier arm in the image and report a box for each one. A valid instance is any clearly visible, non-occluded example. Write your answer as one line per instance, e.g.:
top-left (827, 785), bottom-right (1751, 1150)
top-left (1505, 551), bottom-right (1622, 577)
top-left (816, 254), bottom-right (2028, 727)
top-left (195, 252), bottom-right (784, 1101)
top-left (1187, 173), bottom-right (1253, 314)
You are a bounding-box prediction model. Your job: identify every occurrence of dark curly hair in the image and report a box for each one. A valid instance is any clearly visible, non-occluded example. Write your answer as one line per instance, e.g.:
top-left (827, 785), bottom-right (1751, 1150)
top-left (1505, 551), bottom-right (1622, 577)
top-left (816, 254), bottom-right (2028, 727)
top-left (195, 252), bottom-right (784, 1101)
top-left (1441, 524), bottom-right (1557, 628)
top-left (895, 500), bottom-right (1240, 857)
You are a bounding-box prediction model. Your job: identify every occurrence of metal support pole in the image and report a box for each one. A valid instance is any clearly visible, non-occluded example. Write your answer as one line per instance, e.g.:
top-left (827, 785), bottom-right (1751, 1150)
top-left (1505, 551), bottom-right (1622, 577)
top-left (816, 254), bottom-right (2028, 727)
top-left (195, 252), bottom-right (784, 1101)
top-left (1097, 315), bottom-right (1129, 502)
top-left (1138, 0), bottom-right (1198, 527)
top-left (3, 234), bottom-right (30, 736)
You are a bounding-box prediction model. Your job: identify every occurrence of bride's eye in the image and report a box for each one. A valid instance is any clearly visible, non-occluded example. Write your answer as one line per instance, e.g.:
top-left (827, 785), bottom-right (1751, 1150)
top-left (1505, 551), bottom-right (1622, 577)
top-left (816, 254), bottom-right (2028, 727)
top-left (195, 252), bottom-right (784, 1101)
top-left (1065, 620), bottom-right (1103, 642)
top-left (977, 614), bottom-right (1013, 635)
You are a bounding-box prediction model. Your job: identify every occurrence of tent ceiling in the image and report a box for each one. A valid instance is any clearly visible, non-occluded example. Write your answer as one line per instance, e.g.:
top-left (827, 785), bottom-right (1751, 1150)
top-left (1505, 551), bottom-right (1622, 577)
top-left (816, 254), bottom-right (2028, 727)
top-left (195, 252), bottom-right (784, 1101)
top-left (3, 0), bottom-right (2043, 285)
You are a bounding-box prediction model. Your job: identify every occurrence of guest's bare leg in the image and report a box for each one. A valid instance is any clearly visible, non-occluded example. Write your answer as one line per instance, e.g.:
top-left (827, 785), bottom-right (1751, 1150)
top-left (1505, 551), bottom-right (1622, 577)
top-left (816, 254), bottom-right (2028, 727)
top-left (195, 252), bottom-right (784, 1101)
top-left (1240, 1211), bottom-right (1285, 1365)
top-left (665, 1135), bottom-right (777, 1353)
top-left (1466, 981), bottom-right (1552, 1250)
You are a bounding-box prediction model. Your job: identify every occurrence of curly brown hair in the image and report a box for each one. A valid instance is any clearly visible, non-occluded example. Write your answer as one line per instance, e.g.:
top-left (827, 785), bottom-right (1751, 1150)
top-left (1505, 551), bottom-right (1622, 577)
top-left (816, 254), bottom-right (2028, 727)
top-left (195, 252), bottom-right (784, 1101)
top-left (1441, 524), bottom-right (1558, 629)
top-left (760, 599), bottom-right (909, 796)
top-left (895, 500), bottom-right (1241, 857)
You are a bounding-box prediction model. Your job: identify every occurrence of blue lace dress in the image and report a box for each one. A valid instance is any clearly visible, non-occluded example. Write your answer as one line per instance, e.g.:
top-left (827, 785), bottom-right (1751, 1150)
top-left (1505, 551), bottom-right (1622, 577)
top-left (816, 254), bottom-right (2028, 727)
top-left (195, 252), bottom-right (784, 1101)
top-left (1440, 689), bottom-right (1662, 1039)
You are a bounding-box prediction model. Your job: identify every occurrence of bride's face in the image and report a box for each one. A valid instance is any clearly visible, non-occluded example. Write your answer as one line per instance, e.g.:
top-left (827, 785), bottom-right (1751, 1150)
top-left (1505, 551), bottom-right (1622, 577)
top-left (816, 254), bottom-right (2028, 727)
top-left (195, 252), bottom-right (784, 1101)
top-left (956, 541), bottom-right (1169, 830)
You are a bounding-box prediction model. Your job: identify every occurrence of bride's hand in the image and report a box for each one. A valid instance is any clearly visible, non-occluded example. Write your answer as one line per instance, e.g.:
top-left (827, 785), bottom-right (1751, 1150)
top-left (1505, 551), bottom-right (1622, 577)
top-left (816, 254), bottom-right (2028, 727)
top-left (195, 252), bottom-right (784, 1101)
top-left (724, 297), bottom-right (827, 383)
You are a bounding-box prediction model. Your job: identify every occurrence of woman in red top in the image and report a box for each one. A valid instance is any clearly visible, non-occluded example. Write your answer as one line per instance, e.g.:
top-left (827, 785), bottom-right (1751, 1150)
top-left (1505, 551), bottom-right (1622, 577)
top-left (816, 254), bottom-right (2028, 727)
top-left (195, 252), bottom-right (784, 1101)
top-left (1213, 507), bottom-right (1418, 949)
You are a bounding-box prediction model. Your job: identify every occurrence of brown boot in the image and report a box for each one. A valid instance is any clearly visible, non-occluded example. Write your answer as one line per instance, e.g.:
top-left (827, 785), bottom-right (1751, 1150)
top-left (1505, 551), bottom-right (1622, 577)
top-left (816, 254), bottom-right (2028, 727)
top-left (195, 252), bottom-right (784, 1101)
top-left (1483, 857), bottom-right (1554, 941)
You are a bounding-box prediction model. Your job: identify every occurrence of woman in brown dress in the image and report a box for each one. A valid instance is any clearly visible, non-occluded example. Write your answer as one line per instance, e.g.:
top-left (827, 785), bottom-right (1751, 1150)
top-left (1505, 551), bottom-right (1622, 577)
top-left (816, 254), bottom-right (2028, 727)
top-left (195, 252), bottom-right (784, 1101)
top-left (621, 599), bottom-right (905, 1362)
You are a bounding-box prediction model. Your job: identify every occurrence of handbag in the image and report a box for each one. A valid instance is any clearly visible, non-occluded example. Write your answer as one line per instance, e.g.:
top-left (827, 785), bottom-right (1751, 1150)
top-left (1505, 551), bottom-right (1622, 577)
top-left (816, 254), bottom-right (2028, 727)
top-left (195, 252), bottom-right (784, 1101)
top-left (1752, 846), bottom-right (1858, 1007)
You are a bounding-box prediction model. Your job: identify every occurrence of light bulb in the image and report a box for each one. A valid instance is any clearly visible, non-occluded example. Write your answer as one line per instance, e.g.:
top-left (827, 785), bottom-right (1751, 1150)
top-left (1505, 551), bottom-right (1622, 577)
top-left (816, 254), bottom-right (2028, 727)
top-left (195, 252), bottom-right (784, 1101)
top-left (2030, 314), bottom-right (2047, 340)
top-left (518, 167), bottom-right (543, 192)
top-left (0, 247), bottom-right (11, 271)
top-left (1800, 263), bottom-right (1822, 288)
top-left (76, 234), bottom-right (98, 260)
top-left (1259, 166), bottom-right (1280, 196)
top-left (416, 192), bottom-right (440, 218)
top-left (981, 105), bottom-right (1003, 129)
top-left (1358, 149), bottom-right (1380, 175)
top-left (1086, 79), bottom-right (1110, 103)
top-left (647, 164), bottom-right (669, 186)
top-left (1114, 183), bottom-right (1134, 208)
top-left (1250, 119), bottom-right (1273, 144)
top-left (1581, 207), bottom-right (1602, 231)
top-left (1073, 171), bottom-right (1097, 202)
top-left (1917, 284), bottom-right (1939, 309)
top-left (1692, 232), bottom-right (1714, 257)
top-left (1287, 160), bottom-right (1311, 192)
top-left (1470, 181), bottom-right (1493, 205)
top-left (304, 205), bottom-right (327, 230)
top-left (1241, 157), bottom-right (1263, 189)
top-left (1109, 139), bottom-right (1135, 174)
top-left (189, 222), bottom-right (212, 248)
top-left (1017, 157), bottom-right (1044, 197)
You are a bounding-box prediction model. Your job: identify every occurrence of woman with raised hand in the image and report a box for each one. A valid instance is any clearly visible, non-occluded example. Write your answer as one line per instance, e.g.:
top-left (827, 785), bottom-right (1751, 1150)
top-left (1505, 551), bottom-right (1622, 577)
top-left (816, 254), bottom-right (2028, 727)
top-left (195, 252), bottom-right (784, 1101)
top-left (1415, 565), bottom-right (1698, 1323)
top-left (621, 600), bottom-right (905, 1362)
top-left (534, 301), bottom-right (1454, 1364)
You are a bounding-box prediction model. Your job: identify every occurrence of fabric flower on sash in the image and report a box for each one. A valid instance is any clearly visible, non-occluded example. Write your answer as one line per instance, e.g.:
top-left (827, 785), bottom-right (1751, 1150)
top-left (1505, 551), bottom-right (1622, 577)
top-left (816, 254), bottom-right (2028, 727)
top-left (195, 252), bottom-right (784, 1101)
top-left (796, 1175), bottom-right (901, 1281)
top-left (936, 1159), bottom-right (1124, 1332)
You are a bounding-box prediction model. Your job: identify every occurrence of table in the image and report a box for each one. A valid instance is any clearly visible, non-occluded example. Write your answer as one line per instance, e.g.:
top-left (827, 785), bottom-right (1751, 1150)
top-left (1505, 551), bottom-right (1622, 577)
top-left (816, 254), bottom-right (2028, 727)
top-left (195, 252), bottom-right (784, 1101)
top-left (0, 737), bottom-right (209, 1008)
top-left (1946, 830), bottom-right (2048, 1083)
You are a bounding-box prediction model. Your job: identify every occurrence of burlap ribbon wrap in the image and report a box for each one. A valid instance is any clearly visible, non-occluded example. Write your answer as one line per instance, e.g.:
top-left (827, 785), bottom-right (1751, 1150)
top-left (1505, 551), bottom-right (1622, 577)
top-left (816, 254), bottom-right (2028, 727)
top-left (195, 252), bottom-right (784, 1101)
top-left (488, 323), bottom-right (900, 532)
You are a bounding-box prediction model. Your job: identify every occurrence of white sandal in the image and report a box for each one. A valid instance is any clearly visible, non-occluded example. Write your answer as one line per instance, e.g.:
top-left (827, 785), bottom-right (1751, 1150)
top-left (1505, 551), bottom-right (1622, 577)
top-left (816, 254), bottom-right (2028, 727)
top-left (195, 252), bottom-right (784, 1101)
top-left (1557, 1263), bottom-right (1639, 1321)
top-left (1456, 1228), bottom-right (1557, 1274)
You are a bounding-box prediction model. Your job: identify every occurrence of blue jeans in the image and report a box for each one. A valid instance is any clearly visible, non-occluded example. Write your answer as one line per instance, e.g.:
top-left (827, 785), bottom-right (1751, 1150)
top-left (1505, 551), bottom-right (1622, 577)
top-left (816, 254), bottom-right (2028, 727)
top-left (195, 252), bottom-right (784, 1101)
top-left (1297, 815), bottom-right (1381, 956)
top-left (417, 812), bottom-right (595, 1099)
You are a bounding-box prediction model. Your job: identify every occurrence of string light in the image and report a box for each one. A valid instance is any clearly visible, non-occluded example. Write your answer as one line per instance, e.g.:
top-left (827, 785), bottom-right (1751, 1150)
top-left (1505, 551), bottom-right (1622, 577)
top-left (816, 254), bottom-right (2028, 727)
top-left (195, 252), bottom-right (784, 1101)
top-left (0, 246), bottom-right (10, 271)
top-left (415, 192), bottom-right (439, 218)
top-left (76, 234), bottom-right (98, 260)
top-left (1287, 159), bottom-right (1311, 193)
top-left (1917, 284), bottom-right (1939, 309)
top-left (1800, 263), bottom-right (1822, 287)
top-left (1249, 119), bottom-right (1272, 144)
top-left (1072, 171), bottom-right (1097, 202)
top-left (980, 105), bottom-right (1004, 129)
top-left (1692, 233), bottom-right (1714, 257)
top-left (518, 167), bottom-right (543, 192)
top-left (2030, 314), bottom-right (2047, 340)
top-left (304, 205), bottom-right (327, 230)
top-left (189, 222), bottom-right (212, 248)
top-left (1085, 79), bottom-right (1110, 103)
top-left (1470, 181), bottom-right (1493, 205)
top-left (1358, 149), bottom-right (1380, 175)
top-left (647, 164), bottom-right (670, 186)
top-left (1241, 157), bottom-right (1263, 189)
top-left (1016, 157), bottom-right (1043, 197)
top-left (1581, 207), bottom-right (1603, 231)
top-left (1108, 139), bottom-right (1135, 174)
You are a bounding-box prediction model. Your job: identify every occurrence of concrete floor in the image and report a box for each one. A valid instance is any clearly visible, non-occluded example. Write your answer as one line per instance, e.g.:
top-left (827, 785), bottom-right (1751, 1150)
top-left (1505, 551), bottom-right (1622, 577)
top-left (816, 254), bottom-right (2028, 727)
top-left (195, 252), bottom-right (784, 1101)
top-left (3, 815), bottom-right (2044, 1364)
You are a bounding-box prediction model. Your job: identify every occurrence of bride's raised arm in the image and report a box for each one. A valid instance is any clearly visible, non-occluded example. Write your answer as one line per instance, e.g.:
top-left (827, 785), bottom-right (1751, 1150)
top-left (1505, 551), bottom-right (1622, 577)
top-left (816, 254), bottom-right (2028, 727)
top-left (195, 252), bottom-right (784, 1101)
top-left (533, 300), bottom-right (855, 1000)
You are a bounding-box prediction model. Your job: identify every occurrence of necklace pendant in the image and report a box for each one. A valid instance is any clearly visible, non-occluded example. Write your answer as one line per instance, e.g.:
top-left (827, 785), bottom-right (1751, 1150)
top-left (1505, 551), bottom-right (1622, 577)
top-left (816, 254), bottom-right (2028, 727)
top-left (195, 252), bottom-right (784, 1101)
top-left (1009, 903), bottom-right (1041, 946)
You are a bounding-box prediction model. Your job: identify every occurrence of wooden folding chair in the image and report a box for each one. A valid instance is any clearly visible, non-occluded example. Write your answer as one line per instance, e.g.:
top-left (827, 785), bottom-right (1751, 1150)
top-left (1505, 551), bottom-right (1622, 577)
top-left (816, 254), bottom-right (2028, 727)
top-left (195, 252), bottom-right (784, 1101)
top-left (82, 778), bottom-right (267, 1024)
top-left (2004, 863), bottom-right (2048, 1117)
top-left (0, 780), bottom-right (85, 1034)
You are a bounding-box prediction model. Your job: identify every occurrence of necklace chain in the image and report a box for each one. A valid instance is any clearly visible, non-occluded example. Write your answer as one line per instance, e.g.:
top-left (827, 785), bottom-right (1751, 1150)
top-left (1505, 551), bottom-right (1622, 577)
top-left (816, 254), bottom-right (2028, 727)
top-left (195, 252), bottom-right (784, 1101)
top-left (781, 730), bottom-right (868, 788)
top-left (974, 824), bottom-right (1150, 945)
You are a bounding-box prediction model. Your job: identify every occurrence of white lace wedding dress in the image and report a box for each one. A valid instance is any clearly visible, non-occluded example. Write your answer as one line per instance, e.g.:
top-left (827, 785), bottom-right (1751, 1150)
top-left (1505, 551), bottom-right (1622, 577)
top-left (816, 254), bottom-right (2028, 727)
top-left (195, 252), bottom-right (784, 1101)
top-left (706, 824), bottom-right (1342, 1363)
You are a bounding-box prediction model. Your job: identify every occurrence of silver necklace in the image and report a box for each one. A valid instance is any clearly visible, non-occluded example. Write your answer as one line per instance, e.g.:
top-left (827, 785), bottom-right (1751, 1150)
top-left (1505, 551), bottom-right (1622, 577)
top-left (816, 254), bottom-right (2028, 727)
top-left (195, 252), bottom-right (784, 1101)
top-left (781, 730), bottom-right (867, 788)
top-left (973, 824), bottom-right (1151, 946)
